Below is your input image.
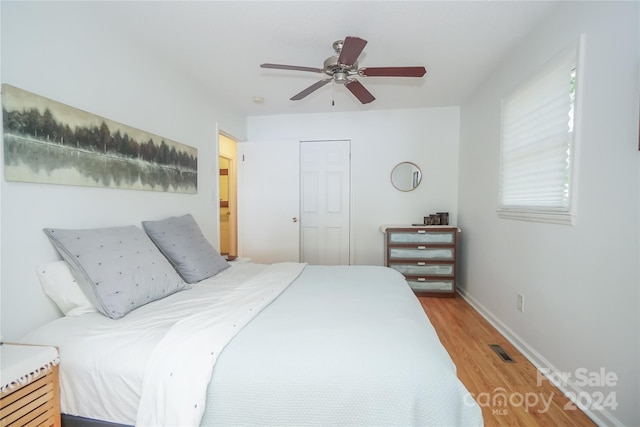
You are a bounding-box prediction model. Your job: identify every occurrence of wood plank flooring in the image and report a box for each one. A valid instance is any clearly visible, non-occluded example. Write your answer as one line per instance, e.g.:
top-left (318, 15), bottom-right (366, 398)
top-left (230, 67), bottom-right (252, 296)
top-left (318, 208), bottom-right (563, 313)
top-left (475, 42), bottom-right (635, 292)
top-left (419, 295), bottom-right (596, 427)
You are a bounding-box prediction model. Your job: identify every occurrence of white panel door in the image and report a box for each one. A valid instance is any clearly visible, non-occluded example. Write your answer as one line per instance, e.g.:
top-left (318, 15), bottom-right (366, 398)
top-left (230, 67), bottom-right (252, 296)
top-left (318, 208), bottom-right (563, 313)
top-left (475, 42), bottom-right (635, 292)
top-left (237, 141), bottom-right (300, 263)
top-left (300, 140), bottom-right (350, 265)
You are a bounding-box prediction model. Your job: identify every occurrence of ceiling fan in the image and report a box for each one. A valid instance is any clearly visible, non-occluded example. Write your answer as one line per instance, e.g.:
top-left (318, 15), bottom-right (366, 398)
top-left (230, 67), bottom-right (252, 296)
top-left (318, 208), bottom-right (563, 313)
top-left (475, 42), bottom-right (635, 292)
top-left (260, 36), bottom-right (427, 105)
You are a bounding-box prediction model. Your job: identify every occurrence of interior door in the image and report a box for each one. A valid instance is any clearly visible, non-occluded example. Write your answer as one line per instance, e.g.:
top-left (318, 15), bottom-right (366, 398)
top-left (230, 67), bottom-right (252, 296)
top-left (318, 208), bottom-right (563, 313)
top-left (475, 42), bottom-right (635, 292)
top-left (218, 134), bottom-right (237, 258)
top-left (300, 140), bottom-right (350, 265)
top-left (237, 140), bottom-right (300, 263)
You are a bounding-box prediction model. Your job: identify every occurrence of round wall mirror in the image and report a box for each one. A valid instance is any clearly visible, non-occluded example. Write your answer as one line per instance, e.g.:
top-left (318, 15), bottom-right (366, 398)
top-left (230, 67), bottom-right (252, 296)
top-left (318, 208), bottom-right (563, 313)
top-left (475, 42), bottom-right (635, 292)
top-left (391, 162), bottom-right (422, 192)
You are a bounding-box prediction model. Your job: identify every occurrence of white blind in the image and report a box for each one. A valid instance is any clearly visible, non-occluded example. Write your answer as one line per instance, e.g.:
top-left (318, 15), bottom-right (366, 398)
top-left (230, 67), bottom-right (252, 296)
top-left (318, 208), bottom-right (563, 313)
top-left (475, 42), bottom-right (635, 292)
top-left (499, 48), bottom-right (576, 212)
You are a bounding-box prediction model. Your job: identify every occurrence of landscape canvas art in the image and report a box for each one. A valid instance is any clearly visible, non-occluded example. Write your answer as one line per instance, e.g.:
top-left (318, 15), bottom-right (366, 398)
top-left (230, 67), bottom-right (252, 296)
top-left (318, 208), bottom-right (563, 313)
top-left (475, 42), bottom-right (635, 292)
top-left (2, 84), bottom-right (197, 193)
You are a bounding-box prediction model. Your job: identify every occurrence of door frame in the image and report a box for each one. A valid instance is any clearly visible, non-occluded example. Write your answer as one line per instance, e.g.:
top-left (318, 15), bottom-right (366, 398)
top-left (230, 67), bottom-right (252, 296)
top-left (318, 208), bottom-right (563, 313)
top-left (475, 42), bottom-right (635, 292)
top-left (218, 131), bottom-right (238, 258)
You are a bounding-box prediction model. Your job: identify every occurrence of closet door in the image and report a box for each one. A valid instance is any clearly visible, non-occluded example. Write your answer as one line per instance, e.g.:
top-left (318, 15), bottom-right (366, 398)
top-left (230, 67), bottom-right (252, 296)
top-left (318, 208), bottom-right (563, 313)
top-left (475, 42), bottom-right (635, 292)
top-left (299, 140), bottom-right (350, 265)
top-left (237, 141), bottom-right (300, 263)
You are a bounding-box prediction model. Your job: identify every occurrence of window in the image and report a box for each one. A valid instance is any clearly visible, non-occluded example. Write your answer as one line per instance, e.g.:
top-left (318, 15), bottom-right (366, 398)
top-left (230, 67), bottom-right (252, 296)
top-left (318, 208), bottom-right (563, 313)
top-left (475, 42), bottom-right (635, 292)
top-left (498, 37), bottom-right (584, 225)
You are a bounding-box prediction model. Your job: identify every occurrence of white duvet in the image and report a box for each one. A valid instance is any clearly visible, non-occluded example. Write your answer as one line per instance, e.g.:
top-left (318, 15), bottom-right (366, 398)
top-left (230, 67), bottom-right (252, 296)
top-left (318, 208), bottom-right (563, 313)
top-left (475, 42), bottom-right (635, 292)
top-left (22, 263), bottom-right (483, 427)
top-left (22, 262), bottom-right (303, 425)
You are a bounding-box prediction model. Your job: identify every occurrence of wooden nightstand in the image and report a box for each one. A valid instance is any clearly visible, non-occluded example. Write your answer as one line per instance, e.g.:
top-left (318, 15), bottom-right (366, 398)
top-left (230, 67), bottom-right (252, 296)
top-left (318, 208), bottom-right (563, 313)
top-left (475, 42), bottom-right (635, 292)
top-left (0, 343), bottom-right (61, 427)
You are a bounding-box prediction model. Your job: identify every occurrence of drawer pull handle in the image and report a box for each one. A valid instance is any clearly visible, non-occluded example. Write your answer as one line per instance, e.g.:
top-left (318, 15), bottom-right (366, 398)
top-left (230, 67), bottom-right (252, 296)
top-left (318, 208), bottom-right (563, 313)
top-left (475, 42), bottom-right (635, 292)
top-left (417, 230), bottom-right (426, 234)
top-left (417, 278), bottom-right (426, 282)
top-left (417, 246), bottom-right (426, 250)
top-left (417, 262), bottom-right (426, 266)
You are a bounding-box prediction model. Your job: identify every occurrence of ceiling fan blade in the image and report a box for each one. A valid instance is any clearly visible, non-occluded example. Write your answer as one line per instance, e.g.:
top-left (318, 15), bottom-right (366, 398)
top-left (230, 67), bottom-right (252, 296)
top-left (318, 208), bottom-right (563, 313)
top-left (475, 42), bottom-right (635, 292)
top-left (360, 66), bottom-right (427, 77)
top-left (338, 36), bottom-right (367, 66)
top-left (345, 80), bottom-right (375, 104)
top-left (290, 78), bottom-right (333, 100)
top-left (261, 63), bottom-right (323, 73)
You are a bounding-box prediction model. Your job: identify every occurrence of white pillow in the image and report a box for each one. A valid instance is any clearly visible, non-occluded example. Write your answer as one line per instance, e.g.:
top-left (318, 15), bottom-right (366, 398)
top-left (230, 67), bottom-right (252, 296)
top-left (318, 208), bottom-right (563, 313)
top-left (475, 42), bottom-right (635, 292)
top-left (36, 260), bottom-right (97, 316)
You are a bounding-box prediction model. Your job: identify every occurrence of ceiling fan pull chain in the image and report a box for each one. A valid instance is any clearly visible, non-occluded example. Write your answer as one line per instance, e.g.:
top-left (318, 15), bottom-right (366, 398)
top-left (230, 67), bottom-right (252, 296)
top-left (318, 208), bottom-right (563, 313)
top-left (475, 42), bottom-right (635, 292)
top-left (332, 82), bottom-right (335, 106)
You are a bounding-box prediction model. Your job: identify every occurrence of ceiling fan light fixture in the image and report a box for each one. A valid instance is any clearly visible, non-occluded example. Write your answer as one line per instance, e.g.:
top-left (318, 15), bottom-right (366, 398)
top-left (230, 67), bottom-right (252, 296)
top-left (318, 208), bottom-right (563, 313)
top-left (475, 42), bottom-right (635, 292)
top-left (333, 71), bottom-right (349, 84)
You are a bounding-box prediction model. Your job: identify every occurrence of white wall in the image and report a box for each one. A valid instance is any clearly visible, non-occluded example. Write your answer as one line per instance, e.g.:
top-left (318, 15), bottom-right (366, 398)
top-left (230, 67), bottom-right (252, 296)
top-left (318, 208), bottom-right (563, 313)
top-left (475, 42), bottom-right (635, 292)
top-left (0, 2), bottom-right (246, 341)
top-left (4, 2), bottom-right (637, 424)
top-left (246, 107), bottom-right (460, 266)
top-left (458, 2), bottom-right (639, 426)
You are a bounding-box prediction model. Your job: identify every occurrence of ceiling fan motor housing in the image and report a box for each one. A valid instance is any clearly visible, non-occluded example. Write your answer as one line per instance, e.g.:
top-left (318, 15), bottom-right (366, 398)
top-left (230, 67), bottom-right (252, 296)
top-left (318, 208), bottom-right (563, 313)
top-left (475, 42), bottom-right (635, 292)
top-left (323, 55), bottom-right (358, 84)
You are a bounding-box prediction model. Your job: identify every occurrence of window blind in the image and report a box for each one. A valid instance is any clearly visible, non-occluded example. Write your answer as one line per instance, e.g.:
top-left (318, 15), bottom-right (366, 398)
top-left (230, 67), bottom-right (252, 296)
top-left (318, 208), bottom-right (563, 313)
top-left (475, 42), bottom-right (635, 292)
top-left (499, 45), bottom-right (577, 221)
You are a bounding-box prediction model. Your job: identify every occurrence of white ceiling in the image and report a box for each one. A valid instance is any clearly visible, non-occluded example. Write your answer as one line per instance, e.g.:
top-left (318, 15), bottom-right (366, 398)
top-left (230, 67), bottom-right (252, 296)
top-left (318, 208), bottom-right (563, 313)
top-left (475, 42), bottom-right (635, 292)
top-left (106, 1), bottom-right (557, 117)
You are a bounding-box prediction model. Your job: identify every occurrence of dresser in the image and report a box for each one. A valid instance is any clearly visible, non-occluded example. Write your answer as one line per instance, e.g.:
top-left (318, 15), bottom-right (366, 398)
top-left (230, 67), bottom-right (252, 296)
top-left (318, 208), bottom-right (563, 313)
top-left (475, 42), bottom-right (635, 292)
top-left (0, 344), bottom-right (61, 427)
top-left (381, 225), bottom-right (459, 297)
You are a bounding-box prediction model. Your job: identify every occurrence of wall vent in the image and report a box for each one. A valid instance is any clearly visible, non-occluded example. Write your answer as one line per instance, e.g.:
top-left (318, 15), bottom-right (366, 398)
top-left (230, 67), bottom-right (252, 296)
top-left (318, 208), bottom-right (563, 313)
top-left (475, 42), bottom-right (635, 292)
top-left (489, 344), bottom-right (515, 363)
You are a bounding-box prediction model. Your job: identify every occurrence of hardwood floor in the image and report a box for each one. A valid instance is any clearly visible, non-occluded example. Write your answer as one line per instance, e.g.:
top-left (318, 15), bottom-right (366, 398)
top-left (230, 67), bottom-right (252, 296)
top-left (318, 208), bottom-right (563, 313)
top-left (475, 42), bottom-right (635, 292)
top-left (419, 295), bottom-right (596, 427)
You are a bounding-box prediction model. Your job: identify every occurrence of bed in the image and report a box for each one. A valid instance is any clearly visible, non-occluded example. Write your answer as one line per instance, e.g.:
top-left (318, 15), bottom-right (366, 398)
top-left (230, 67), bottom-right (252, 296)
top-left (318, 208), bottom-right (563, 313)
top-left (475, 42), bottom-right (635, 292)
top-left (21, 214), bottom-right (483, 427)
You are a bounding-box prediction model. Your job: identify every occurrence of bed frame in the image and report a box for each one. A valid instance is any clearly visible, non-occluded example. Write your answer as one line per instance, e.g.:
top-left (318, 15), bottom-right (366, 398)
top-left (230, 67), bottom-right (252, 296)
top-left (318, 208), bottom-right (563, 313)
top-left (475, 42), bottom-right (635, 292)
top-left (62, 414), bottom-right (130, 427)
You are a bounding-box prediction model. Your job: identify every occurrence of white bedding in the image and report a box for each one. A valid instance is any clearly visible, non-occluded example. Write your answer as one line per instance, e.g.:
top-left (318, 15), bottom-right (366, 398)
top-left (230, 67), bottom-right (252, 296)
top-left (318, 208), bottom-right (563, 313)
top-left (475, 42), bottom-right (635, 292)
top-left (137, 262), bottom-right (305, 426)
top-left (22, 262), bottom-right (288, 425)
top-left (22, 263), bottom-right (483, 427)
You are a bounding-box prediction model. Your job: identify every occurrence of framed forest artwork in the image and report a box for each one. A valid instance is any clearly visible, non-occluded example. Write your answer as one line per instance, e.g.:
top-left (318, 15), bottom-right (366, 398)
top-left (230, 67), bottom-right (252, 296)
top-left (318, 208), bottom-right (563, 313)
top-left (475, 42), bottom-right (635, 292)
top-left (2, 84), bottom-right (197, 193)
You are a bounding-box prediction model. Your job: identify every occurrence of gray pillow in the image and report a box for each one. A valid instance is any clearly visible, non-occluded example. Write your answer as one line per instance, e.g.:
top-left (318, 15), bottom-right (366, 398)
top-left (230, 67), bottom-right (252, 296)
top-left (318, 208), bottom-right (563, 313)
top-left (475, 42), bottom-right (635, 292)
top-left (43, 225), bottom-right (189, 319)
top-left (142, 214), bottom-right (230, 283)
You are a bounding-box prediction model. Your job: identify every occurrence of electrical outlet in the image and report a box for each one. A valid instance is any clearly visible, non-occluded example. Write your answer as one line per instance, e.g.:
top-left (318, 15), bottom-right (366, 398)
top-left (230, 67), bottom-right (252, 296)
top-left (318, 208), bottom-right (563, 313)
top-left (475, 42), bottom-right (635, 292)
top-left (517, 293), bottom-right (524, 312)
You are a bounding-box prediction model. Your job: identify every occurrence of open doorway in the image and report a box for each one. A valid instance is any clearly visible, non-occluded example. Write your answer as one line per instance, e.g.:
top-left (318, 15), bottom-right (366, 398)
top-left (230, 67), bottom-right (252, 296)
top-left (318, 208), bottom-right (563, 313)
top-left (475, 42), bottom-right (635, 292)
top-left (218, 133), bottom-right (237, 260)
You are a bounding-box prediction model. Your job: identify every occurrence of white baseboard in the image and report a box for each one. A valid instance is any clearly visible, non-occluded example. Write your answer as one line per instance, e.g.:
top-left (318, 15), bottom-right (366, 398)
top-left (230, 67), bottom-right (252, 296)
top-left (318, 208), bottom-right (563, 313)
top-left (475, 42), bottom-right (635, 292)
top-left (456, 288), bottom-right (622, 427)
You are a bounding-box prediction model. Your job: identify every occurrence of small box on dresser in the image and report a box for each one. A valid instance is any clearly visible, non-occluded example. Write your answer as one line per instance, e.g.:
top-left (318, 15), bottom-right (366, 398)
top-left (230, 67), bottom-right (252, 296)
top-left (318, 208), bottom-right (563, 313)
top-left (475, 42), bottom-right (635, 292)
top-left (381, 225), bottom-right (459, 297)
top-left (0, 344), bottom-right (61, 427)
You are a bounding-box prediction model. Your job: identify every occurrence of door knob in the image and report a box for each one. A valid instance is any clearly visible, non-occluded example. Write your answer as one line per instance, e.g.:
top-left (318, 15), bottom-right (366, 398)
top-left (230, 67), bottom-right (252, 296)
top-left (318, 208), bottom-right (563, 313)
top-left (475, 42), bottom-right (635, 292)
top-left (292, 217), bottom-right (298, 223)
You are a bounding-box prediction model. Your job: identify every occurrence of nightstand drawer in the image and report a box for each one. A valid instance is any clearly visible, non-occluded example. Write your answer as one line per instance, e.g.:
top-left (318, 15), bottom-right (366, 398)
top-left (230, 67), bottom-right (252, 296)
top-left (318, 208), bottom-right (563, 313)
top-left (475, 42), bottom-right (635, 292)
top-left (388, 247), bottom-right (454, 260)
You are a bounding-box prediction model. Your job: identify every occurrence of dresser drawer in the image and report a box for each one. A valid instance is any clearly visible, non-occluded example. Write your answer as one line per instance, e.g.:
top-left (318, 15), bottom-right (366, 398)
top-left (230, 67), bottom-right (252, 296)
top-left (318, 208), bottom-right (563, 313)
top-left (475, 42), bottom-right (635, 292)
top-left (407, 279), bottom-right (454, 292)
top-left (389, 263), bottom-right (454, 276)
top-left (388, 230), bottom-right (455, 244)
top-left (388, 246), bottom-right (454, 260)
